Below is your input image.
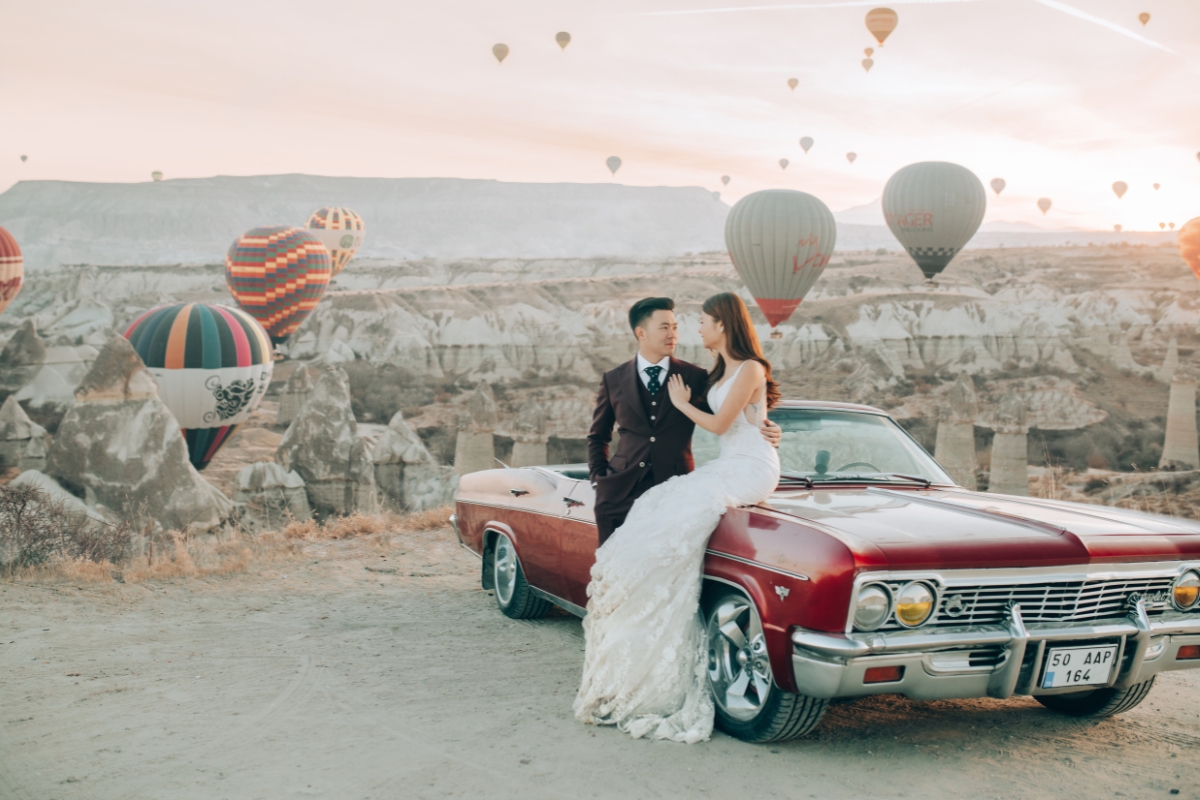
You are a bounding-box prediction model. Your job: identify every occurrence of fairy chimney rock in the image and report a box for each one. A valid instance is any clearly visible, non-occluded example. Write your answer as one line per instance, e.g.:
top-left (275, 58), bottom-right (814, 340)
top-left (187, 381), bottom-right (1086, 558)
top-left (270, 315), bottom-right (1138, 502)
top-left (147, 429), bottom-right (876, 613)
top-left (1160, 370), bottom-right (1199, 470)
top-left (278, 363), bottom-right (315, 426)
top-left (946, 373), bottom-right (979, 423)
top-left (0, 395), bottom-right (48, 470)
top-left (988, 390), bottom-right (1030, 496)
top-left (468, 382), bottom-right (499, 431)
top-left (1157, 337), bottom-right (1180, 384)
top-left (72, 333), bottom-right (159, 403)
top-left (0, 319), bottom-right (46, 368)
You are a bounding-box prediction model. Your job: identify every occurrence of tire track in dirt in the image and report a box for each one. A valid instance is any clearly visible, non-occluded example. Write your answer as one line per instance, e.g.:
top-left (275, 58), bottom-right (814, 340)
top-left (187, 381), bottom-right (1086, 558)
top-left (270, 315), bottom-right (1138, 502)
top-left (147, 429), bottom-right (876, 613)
top-left (0, 638), bottom-right (43, 800)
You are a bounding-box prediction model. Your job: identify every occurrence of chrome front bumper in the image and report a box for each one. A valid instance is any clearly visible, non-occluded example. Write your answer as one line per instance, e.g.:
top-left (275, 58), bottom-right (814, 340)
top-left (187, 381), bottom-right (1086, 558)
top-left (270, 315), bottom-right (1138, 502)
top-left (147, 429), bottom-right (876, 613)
top-left (791, 601), bottom-right (1200, 700)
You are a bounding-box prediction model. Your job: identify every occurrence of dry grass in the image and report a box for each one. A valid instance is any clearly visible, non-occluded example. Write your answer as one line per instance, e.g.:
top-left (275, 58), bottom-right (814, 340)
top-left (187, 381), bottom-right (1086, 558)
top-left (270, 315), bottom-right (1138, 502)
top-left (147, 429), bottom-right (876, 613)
top-left (268, 506), bottom-right (452, 542)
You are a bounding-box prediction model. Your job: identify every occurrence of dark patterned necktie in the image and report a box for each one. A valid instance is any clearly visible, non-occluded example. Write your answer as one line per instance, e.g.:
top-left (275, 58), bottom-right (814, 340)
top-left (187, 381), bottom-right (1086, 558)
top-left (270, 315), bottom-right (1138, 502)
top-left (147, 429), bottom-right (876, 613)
top-left (645, 365), bottom-right (663, 394)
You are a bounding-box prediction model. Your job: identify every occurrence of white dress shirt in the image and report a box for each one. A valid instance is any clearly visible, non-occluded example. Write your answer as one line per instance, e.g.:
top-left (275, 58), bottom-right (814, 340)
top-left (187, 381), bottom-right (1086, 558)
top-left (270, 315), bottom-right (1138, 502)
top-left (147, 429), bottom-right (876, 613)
top-left (636, 353), bottom-right (671, 391)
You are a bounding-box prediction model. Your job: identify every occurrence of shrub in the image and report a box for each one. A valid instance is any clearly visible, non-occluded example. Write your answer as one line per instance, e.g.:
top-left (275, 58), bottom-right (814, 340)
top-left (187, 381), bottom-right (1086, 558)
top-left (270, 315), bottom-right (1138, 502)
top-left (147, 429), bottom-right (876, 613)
top-left (0, 484), bottom-right (134, 575)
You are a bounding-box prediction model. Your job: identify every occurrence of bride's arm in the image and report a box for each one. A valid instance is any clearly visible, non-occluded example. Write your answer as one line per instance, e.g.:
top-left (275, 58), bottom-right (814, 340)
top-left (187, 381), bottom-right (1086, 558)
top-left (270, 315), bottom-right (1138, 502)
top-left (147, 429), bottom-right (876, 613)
top-left (666, 362), bottom-right (765, 436)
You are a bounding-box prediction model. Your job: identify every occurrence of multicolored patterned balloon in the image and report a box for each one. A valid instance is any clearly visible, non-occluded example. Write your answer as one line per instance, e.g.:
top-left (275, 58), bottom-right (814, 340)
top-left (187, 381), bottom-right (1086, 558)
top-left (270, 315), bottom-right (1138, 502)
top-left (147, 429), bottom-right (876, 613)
top-left (0, 225), bottom-right (23, 317)
top-left (225, 226), bottom-right (330, 343)
top-left (124, 303), bottom-right (274, 470)
top-left (306, 207), bottom-right (366, 277)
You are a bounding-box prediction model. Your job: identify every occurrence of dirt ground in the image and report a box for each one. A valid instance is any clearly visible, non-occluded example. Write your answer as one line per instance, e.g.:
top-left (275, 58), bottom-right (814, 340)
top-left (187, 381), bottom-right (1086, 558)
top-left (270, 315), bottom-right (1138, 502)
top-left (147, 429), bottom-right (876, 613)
top-left (2, 525), bottom-right (1198, 800)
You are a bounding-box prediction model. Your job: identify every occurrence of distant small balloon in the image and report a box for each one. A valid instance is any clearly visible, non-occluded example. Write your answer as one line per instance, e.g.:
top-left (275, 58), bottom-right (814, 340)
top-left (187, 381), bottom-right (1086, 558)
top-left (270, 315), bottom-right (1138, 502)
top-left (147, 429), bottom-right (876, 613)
top-left (864, 47), bottom-right (874, 57)
top-left (787, 77), bottom-right (798, 91)
top-left (1112, 181), bottom-right (1127, 199)
top-left (1160, 222), bottom-right (1167, 230)
top-left (493, 43), bottom-right (509, 64)
top-left (1170, 222), bottom-right (1176, 230)
top-left (1038, 198), bottom-right (1052, 215)
top-left (1114, 224), bottom-right (1122, 232)
top-left (1138, 12), bottom-right (1150, 25)
top-left (721, 175), bottom-right (731, 186)
top-left (990, 178), bottom-right (1006, 196)
top-left (779, 158), bottom-right (790, 171)
top-left (556, 32), bottom-right (571, 50)
top-left (606, 156), bottom-right (622, 176)
top-left (19, 155), bottom-right (27, 163)
top-left (865, 7), bottom-right (898, 45)
top-left (800, 137), bottom-right (814, 154)
top-left (846, 152), bottom-right (857, 164)
top-left (862, 58), bottom-right (874, 73)
top-left (1154, 183), bottom-right (1161, 190)
top-left (151, 171), bottom-right (163, 182)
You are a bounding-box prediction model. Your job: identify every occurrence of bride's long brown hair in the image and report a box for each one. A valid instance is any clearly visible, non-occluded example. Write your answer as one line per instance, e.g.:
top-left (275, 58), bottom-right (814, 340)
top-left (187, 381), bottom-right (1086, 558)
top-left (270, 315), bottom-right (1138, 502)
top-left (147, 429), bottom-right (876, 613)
top-left (703, 292), bottom-right (781, 409)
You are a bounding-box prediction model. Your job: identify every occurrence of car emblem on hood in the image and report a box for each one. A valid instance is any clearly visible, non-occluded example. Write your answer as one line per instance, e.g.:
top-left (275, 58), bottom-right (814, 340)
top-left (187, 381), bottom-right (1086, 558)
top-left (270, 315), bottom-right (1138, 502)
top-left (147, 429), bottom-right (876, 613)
top-left (943, 594), bottom-right (969, 617)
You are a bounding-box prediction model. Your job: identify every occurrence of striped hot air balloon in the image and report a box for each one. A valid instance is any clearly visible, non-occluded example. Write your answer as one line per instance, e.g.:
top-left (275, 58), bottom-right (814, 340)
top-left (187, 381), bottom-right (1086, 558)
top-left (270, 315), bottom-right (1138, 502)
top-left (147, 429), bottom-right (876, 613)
top-left (124, 303), bottom-right (274, 470)
top-left (0, 226), bottom-right (22, 317)
top-left (725, 190), bottom-right (837, 328)
top-left (225, 226), bottom-right (331, 343)
top-left (306, 207), bottom-right (366, 277)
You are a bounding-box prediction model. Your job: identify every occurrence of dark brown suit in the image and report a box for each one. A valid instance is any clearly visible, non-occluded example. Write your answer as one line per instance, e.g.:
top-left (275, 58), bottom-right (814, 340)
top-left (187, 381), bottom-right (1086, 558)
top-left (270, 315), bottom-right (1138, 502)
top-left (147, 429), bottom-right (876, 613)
top-left (587, 357), bottom-right (711, 545)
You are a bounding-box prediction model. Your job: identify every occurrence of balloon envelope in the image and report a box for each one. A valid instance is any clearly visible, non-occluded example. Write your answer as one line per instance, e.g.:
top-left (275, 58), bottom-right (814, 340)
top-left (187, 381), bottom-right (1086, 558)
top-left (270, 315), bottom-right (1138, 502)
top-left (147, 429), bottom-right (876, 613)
top-left (493, 43), bottom-right (509, 63)
top-left (1154, 183), bottom-right (1161, 190)
top-left (787, 77), bottom-right (798, 90)
top-left (882, 162), bottom-right (986, 281)
top-left (779, 158), bottom-right (789, 170)
top-left (0, 226), bottom-right (23, 317)
top-left (866, 8), bottom-right (898, 44)
top-left (1160, 223), bottom-right (1167, 230)
top-left (124, 303), bottom-right (273, 470)
top-left (725, 190), bottom-right (837, 327)
top-left (1138, 12), bottom-right (1150, 25)
top-left (721, 175), bottom-right (731, 186)
top-left (556, 32), bottom-right (570, 49)
top-left (606, 156), bottom-right (621, 175)
top-left (1112, 181), bottom-right (1127, 199)
top-left (19, 155), bottom-right (26, 162)
top-left (1180, 217), bottom-right (1200, 281)
top-left (862, 58), bottom-right (874, 72)
top-left (307, 207), bottom-right (366, 277)
top-left (799, 137), bottom-right (813, 153)
top-left (1170, 222), bottom-right (1176, 230)
top-left (225, 226), bottom-right (331, 344)
top-left (846, 152), bottom-right (857, 164)
top-left (864, 47), bottom-right (874, 57)
top-left (1114, 224), bottom-right (1122, 232)
top-left (990, 178), bottom-right (1006, 195)
top-left (1038, 198), bottom-right (1052, 215)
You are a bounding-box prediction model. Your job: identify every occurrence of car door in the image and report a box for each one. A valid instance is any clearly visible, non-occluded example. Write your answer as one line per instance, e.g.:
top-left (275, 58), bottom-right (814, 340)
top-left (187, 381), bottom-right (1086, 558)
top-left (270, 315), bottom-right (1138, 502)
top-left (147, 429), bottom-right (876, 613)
top-left (559, 478), bottom-right (599, 610)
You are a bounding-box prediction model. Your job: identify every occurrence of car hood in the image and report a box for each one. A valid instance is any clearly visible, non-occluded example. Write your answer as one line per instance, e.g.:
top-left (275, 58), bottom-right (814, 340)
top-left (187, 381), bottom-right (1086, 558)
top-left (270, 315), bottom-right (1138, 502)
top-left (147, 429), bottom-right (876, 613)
top-left (761, 487), bottom-right (1200, 570)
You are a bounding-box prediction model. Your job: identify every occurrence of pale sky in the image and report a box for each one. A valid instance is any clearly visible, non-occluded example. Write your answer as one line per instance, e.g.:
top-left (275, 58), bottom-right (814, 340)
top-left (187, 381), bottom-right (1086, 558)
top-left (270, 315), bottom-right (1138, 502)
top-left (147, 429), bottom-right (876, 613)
top-left (2, 0), bottom-right (1198, 231)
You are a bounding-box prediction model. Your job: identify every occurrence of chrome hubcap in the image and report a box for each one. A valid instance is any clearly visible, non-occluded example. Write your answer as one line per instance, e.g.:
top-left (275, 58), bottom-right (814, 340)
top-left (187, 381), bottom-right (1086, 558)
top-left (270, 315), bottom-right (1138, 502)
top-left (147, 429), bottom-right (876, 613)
top-left (493, 534), bottom-right (518, 606)
top-left (707, 598), bottom-right (773, 721)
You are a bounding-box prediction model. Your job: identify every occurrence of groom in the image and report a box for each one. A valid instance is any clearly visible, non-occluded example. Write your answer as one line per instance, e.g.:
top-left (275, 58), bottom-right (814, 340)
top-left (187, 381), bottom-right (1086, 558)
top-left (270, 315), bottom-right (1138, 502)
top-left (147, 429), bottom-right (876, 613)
top-left (587, 297), bottom-right (782, 545)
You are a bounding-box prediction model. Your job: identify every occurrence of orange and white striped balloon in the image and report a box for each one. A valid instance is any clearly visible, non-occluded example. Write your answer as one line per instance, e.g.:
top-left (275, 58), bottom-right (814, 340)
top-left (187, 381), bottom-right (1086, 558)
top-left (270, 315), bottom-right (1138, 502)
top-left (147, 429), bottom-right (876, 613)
top-left (0, 226), bottom-right (23, 317)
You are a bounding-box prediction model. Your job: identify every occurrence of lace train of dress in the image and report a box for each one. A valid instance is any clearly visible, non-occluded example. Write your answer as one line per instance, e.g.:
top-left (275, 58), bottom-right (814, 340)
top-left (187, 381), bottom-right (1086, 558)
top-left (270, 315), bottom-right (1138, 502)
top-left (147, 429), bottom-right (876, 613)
top-left (573, 364), bottom-right (780, 743)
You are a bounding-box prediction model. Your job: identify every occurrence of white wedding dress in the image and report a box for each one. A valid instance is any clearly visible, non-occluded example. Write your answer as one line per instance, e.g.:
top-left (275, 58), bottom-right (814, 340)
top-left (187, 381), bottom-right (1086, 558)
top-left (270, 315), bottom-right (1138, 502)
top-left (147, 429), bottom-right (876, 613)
top-left (573, 362), bottom-right (781, 743)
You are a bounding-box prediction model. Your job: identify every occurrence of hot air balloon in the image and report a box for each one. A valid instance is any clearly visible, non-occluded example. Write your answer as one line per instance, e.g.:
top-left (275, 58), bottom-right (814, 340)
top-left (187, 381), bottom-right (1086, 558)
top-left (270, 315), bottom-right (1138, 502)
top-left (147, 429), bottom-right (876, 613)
top-left (725, 190), bottom-right (836, 328)
top-left (1170, 222), bottom-right (1176, 230)
top-left (493, 43), bottom-right (509, 64)
top-left (862, 58), bottom-right (874, 73)
top-left (1112, 181), bottom-right (1127, 199)
top-left (1154, 183), bottom-right (1161, 190)
top-left (307, 207), bottom-right (366, 277)
top-left (124, 303), bottom-right (274, 470)
top-left (799, 137), bottom-right (813, 154)
top-left (606, 156), bottom-right (622, 175)
top-left (846, 152), bottom-right (857, 164)
top-left (1160, 223), bottom-right (1167, 230)
top-left (882, 162), bottom-right (986, 282)
top-left (721, 175), bottom-right (731, 186)
top-left (864, 47), bottom-right (874, 57)
top-left (866, 8), bottom-right (898, 45)
top-left (1179, 217), bottom-right (1200, 281)
top-left (19, 155), bottom-right (27, 163)
top-left (787, 77), bottom-right (798, 91)
top-left (990, 178), bottom-right (1006, 196)
top-left (225, 226), bottom-right (331, 344)
top-left (556, 32), bottom-right (571, 50)
top-left (779, 158), bottom-right (789, 171)
top-left (1138, 12), bottom-right (1150, 25)
top-left (151, 171), bottom-right (163, 182)
top-left (0, 226), bottom-right (23, 317)
top-left (1038, 198), bottom-right (1052, 215)
top-left (1114, 224), bottom-right (1122, 232)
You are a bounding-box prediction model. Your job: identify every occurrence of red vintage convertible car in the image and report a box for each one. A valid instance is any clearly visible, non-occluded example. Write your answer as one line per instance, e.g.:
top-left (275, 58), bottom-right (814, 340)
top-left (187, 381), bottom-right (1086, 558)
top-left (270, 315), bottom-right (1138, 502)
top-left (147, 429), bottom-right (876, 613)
top-left (452, 401), bottom-right (1200, 743)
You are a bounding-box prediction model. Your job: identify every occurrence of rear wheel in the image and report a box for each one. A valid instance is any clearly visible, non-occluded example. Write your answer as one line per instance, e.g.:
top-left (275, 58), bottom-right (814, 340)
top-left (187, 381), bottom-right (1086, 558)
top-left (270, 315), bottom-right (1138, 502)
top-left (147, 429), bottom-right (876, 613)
top-left (486, 531), bottom-right (551, 620)
top-left (1034, 676), bottom-right (1156, 718)
top-left (705, 590), bottom-right (828, 742)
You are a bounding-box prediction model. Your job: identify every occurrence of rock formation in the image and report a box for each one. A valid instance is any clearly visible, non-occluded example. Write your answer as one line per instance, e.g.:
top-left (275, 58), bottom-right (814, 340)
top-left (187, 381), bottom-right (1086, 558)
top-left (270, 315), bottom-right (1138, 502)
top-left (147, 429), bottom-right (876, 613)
top-left (0, 319), bottom-right (46, 399)
top-left (933, 373), bottom-right (978, 489)
top-left (372, 411), bottom-right (457, 511)
top-left (232, 461), bottom-right (312, 533)
top-left (511, 399), bottom-right (548, 467)
top-left (0, 396), bottom-right (48, 472)
top-left (455, 382), bottom-right (497, 474)
top-left (44, 333), bottom-right (233, 533)
top-left (276, 366), bottom-right (378, 518)
top-left (1159, 372), bottom-right (1199, 470)
top-left (277, 363), bottom-right (314, 427)
top-left (988, 390), bottom-right (1029, 496)
top-left (1157, 337), bottom-right (1180, 384)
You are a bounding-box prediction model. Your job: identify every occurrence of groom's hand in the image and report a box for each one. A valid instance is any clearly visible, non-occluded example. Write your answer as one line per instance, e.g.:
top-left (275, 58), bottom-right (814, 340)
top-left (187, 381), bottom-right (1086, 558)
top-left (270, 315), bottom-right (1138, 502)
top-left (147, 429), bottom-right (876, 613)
top-left (760, 419), bottom-right (782, 448)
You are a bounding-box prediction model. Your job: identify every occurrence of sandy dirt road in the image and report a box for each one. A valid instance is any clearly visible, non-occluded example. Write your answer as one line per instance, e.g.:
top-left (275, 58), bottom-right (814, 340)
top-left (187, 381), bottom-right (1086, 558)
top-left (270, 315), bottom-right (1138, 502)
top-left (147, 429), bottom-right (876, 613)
top-left (2, 526), bottom-right (1198, 800)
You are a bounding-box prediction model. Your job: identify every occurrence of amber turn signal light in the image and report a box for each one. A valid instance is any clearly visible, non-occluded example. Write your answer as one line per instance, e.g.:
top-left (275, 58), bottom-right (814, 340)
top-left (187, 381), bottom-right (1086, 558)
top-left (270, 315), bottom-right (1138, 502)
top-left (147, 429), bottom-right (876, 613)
top-left (1177, 645), bottom-right (1200, 661)
top-left (863, 666), bottom-right (905, 684)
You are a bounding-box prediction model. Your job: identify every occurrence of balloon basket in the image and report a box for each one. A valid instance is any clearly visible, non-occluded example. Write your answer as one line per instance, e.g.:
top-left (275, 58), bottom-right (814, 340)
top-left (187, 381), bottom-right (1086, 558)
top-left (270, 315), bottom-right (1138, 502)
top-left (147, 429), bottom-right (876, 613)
top-left (769, 330), bottom-right (783, 340)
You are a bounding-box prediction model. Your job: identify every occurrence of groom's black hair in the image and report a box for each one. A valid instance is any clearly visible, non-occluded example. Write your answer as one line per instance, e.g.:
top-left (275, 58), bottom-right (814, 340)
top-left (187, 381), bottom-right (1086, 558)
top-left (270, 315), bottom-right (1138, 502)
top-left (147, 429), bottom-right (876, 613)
top-left (629, 297), bottom-right (675, 333)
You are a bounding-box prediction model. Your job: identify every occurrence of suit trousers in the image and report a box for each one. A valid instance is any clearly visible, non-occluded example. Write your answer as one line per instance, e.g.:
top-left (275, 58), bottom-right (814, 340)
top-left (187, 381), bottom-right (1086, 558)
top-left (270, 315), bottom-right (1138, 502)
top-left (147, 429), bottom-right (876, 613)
top-left (594, 469), bottom-right (659, 547)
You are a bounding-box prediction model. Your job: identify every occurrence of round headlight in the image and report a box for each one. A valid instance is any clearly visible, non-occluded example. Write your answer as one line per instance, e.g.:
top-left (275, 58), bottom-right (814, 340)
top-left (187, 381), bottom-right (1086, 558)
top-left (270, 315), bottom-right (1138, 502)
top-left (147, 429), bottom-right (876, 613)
top-left (854, 584), bottom-right (892, 631)
top-left (895, 582), bottom-right (935, 628)
top-left (1174, 570), bottom-right (1200, 610)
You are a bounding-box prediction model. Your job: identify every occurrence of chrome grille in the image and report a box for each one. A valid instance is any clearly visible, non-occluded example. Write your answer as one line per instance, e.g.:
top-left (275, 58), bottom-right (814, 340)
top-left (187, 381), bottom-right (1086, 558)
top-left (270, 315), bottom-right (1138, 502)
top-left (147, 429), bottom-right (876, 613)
top-left (878, 576), bottom-right (1175, 631)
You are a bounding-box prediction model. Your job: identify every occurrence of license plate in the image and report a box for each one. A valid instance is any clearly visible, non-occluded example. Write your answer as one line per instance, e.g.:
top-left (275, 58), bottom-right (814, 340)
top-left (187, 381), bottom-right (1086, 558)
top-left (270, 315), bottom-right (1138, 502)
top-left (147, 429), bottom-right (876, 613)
top-left (1041, 644), bottom-right (1119, 689)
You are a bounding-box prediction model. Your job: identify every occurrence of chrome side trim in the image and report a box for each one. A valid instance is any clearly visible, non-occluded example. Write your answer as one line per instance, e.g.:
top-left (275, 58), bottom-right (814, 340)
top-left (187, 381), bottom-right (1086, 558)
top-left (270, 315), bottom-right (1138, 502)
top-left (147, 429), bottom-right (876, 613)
top-left (459, 543), bottom-right (482, 560)
top-left (705, 549), bottom-right (810, 582)
top-left (530, 587), bottom-right (587, 619)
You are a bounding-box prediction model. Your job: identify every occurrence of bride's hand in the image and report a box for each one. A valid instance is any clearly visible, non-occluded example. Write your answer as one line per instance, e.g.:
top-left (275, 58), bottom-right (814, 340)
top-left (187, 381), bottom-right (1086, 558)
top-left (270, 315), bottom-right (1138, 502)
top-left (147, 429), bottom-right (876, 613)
top-left (666, 374), bottom-right (691, 407)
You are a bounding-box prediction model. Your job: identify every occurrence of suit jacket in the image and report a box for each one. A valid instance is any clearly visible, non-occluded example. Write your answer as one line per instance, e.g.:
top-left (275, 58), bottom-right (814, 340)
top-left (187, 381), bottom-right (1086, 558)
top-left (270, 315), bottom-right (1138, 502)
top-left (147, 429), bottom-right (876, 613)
top-left (587, 357), bottom-right (711, 508)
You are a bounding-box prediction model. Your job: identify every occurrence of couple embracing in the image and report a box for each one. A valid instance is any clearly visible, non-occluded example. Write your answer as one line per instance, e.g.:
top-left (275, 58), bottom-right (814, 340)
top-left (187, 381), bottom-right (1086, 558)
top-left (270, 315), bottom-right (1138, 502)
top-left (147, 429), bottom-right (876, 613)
top-left (573, 293), bottom-right (784, 744)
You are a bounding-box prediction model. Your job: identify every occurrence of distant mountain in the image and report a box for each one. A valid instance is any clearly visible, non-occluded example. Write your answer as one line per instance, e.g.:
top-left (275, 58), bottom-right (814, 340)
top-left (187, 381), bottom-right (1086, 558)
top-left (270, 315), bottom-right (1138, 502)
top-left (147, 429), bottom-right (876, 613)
top-left (833, 198), bottom-right (884, 226)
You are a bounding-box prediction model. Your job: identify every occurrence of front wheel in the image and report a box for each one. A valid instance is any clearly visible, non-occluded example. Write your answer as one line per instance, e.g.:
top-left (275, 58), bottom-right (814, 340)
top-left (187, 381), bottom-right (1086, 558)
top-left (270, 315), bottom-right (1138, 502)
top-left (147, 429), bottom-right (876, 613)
top-left (485, 531), bottom-right (551, 620)
top-left (1034, 676), bottom-right (1156, 718)
top-left (705, 591), bottom-right (828, 742)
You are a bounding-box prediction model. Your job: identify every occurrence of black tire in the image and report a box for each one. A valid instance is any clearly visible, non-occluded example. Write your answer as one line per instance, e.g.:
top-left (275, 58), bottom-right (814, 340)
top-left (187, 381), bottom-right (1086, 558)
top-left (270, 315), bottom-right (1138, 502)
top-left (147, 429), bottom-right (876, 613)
top-left (1035, 676), bottom-right (1156, 718)
top-left (704, 590), bottom-right (829, 742)
top-left (485, 531), bottom-right (552, 620)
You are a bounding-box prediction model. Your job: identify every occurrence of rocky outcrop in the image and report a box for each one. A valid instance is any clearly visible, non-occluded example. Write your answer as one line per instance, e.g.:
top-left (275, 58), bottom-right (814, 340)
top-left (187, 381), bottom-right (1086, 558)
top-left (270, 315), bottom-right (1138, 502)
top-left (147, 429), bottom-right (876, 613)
top-left (276, 366), bottom-right (378, 518)
top-left (44, 333), bottom-right (232, 533)
top-left (454, 382), bottom-right (498, 475)
top-left (0, 319), bottom-right (46, 398)
top-left (232, 461), bottom-right (312, 533)
top-left (372, 411), bottom-right (457, 511)
top-left (988, 391), bottom-right (1030, 496)
top-left (277, 364), bottom-right (314, 427)
top-left (934, 374), bottom-right (978, 489)
top-left (1160, 373), bottom-right (1199, 470)
top-left (511, 399), bottom-right (548, 467)
top-left (0, 396), bottom-right (48, 471)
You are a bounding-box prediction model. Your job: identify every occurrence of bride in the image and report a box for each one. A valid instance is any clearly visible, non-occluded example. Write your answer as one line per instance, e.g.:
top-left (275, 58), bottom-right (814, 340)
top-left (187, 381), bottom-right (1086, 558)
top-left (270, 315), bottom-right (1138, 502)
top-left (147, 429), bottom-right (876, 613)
top-left (573, 292), bottom-right (782, 743)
